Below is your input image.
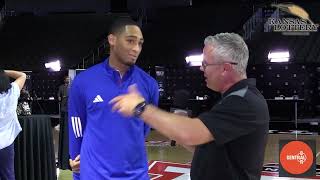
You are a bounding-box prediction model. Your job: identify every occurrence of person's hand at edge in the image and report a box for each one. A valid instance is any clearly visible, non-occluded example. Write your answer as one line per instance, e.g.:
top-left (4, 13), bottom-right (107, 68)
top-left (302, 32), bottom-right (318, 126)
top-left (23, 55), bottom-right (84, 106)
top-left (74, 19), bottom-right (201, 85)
top-left (69, 155), bottom-right (80, 173)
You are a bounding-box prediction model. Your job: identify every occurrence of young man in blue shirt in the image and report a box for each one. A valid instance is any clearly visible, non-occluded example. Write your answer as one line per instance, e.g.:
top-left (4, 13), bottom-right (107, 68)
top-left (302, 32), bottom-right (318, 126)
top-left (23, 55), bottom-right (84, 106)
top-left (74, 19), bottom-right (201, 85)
top-left (68, 18), bottom-right (159, 179)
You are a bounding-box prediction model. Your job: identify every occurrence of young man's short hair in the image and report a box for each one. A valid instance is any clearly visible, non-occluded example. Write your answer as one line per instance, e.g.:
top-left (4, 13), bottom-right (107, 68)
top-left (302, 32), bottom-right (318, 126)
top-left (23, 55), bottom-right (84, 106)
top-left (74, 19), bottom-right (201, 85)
top-left (108, 17), bottom-right (139, 35)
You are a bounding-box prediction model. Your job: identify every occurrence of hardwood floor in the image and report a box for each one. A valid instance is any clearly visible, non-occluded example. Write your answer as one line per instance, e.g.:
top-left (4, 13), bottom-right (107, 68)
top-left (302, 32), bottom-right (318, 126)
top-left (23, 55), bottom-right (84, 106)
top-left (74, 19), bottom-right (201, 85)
top-left (57, 130), bottom-right (320, 180)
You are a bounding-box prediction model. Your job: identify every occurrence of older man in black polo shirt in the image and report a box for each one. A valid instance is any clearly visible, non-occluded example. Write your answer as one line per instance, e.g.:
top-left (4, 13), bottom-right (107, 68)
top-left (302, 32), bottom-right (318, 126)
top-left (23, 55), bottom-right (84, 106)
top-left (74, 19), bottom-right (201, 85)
top-left (110, 32), bottom-right (270, 180)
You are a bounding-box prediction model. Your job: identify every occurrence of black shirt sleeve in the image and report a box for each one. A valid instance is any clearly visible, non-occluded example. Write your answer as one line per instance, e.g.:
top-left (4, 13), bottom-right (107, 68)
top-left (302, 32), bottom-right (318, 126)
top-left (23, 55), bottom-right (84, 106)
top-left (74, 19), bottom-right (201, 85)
top-left (198, 95), bottom-right (260, 145)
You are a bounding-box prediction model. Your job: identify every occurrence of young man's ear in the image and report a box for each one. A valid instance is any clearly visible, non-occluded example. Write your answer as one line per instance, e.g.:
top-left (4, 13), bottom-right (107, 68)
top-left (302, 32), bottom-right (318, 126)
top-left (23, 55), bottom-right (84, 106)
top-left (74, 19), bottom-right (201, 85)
top-left (108, 34), bottom-right (116, 46)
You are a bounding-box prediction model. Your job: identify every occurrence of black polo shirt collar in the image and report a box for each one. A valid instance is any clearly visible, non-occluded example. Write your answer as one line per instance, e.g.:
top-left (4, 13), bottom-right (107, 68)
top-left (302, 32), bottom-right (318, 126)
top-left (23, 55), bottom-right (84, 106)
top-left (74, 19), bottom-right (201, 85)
top-left (222, 78), bottom-right (256, 98)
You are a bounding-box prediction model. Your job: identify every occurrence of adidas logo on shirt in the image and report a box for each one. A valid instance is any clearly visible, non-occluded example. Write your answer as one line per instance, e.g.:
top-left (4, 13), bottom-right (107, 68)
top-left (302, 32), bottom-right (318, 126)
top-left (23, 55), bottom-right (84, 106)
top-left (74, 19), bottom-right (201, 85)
top-left (93, 95), bottom-right (104, 103)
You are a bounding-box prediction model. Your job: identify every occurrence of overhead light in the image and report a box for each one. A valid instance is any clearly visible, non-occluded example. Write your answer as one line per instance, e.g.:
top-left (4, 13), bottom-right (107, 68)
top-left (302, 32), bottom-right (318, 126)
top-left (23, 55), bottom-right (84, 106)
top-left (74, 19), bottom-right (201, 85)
top-left (45, 60), bottom-right (61, 71)
top-left (268, 51), bottom-right (290, 62)
top-left (185, 54), bottom-right (203, 66)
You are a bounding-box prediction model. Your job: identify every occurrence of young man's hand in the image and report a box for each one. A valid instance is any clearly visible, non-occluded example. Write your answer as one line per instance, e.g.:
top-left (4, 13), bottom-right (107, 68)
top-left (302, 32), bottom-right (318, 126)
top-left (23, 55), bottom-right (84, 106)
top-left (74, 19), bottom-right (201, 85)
top-left (69, 155), bottom-right (80, 173)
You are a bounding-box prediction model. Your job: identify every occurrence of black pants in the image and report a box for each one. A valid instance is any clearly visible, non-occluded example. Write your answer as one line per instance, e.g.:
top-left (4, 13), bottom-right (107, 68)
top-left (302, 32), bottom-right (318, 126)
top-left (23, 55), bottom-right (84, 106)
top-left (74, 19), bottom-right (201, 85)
top-left (0, 143), bottom-right (15, 180)
top-left (58, 111), bottom-right (70, 170)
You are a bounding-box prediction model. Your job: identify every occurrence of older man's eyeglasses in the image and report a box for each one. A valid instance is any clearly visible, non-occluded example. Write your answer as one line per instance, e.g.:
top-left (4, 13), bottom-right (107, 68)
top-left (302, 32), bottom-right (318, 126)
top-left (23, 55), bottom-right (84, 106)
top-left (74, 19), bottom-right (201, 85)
top-left (201, 61), bottom-right (238, 70)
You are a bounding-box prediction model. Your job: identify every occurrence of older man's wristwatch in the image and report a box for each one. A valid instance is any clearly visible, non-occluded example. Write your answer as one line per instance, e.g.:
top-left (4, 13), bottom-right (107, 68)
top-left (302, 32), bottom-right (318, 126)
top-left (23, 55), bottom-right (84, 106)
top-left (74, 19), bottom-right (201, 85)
top-left (133, 101), bottom-right (147, 117)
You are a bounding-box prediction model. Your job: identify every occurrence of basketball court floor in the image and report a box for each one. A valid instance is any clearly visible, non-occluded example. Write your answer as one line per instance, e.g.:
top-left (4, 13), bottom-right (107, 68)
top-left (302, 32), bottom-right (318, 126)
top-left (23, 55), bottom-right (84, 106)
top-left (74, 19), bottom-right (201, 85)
top-left (54, 129), bottom-right (320, 180)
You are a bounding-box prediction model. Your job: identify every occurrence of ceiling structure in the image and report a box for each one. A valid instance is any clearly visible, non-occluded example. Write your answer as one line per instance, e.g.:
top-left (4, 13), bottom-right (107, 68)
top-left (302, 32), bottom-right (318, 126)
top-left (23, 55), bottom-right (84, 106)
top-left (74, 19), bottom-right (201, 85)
top-left (0, 0), bottom-right (319, 70)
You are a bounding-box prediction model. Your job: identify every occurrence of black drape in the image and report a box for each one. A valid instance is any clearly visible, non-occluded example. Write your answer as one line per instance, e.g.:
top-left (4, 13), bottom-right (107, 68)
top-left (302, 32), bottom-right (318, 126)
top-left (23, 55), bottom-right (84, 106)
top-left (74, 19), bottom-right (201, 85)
top-left (14, 115), bottom-right (56, 180)
top-left (58, 112), bottom-right (70, 170)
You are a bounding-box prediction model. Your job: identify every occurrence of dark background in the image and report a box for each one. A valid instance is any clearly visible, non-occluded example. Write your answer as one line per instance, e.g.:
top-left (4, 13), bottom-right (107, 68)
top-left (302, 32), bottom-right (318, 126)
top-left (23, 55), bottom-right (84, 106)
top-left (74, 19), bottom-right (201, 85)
top-left (0, 0), bottom-right (319, 70)
top-left (1, 0), bottom-right (319, 128)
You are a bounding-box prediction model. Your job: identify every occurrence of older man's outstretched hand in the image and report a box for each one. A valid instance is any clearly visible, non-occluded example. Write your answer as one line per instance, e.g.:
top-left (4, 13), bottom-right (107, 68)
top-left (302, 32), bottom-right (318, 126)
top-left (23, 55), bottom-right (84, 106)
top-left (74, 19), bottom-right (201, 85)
top-left (109, 84), bottom-right (145, 117)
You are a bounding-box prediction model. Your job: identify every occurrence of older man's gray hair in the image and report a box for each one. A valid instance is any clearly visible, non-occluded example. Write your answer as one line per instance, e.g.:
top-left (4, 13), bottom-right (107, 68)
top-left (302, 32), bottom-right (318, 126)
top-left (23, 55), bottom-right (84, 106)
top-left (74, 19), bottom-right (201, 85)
top-left (204, 33), bottom-right (249, 76)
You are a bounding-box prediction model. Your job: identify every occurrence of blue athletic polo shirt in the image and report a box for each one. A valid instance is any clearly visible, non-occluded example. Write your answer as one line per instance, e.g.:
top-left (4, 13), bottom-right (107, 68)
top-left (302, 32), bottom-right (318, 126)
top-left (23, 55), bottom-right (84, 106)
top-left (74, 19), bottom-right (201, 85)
top-left (68, 58), bottom-right (159, 179)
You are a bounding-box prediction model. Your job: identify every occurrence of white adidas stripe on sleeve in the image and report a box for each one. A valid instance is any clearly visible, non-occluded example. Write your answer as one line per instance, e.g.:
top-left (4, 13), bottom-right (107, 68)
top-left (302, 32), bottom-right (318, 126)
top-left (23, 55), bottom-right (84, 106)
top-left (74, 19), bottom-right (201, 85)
top-left (71, 117), bottom-right (77, 138)
top-left (77, 117), bottom-right (82, 137)
top-left (74, 117), bottom-right (80, 137)
top-left (71, 116), bottom-right (82, 138)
